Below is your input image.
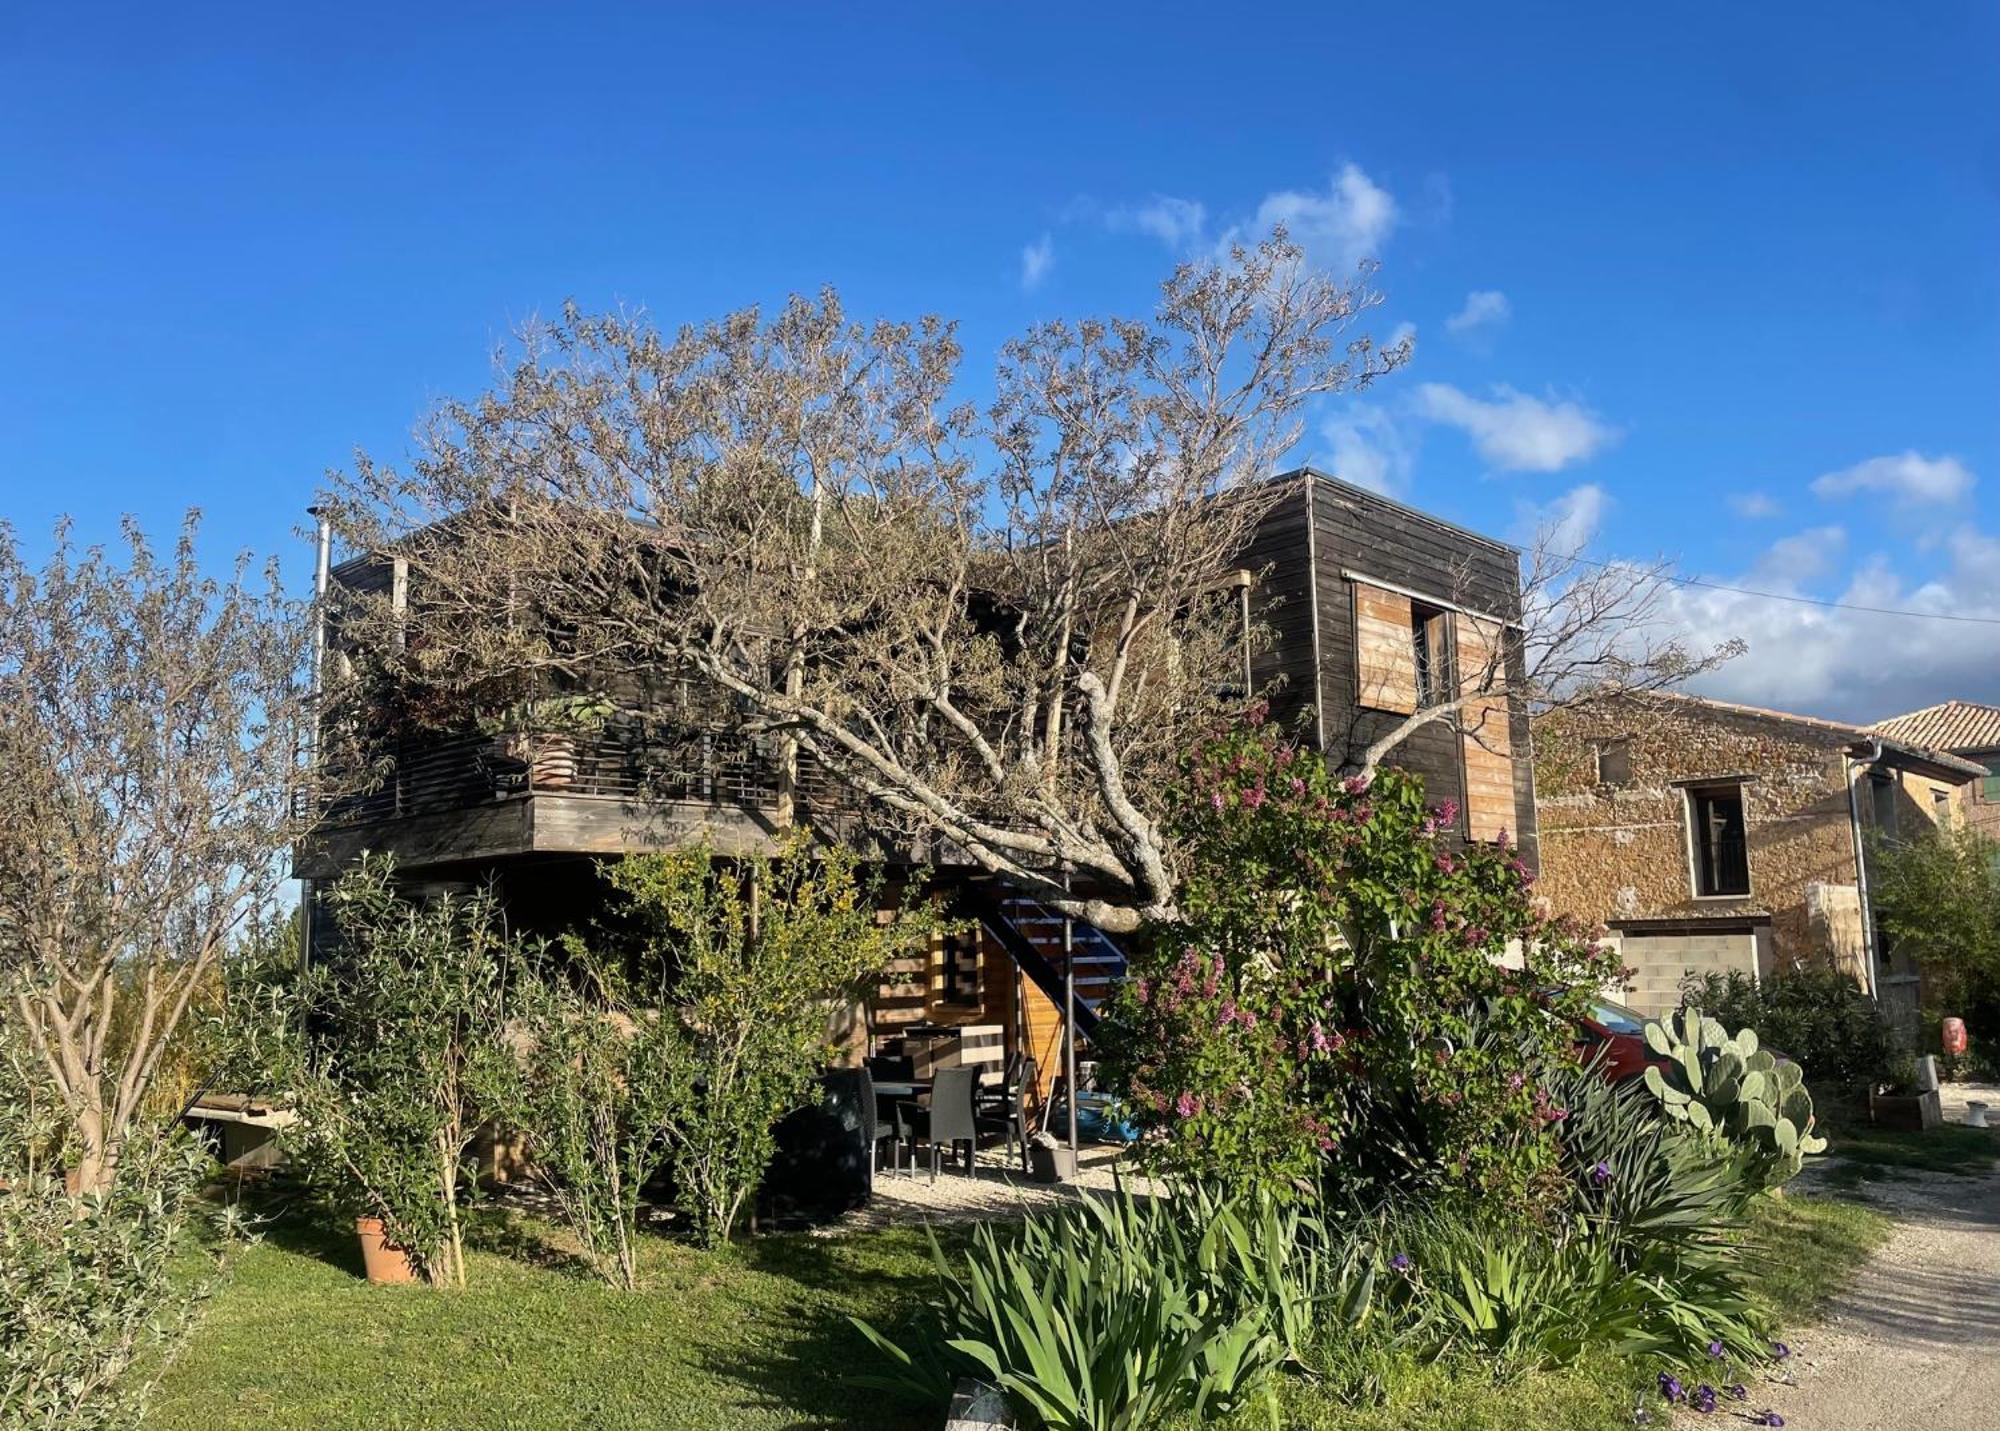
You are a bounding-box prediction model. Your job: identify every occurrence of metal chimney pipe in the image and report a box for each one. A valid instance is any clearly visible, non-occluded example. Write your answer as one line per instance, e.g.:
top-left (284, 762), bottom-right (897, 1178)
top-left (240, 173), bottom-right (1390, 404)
top-left (301, 507), bottom-right (334, 969)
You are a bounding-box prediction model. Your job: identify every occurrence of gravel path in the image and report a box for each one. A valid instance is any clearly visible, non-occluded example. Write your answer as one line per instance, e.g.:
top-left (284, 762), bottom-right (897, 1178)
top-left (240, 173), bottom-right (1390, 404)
top-left (1689, 1083), bottom-right (2000, 1430)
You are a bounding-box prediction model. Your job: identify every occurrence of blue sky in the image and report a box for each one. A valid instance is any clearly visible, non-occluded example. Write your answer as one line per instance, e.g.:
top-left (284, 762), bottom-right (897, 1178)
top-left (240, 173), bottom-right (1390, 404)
top-left (2, 3), bottom-right (1995, 720)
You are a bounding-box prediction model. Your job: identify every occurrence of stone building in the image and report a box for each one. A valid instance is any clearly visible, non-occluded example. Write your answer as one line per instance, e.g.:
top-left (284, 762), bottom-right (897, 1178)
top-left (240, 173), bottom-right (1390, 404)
top-left (1532, 692), bottom-right (1980, 1025)
top-left (1871, 700), bottom-right (2000, 839)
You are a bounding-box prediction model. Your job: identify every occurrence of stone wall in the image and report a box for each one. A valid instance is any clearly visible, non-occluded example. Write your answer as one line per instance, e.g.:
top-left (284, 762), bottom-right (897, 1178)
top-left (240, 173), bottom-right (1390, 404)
top-left (1533, 698), bottom-right (1865, 971)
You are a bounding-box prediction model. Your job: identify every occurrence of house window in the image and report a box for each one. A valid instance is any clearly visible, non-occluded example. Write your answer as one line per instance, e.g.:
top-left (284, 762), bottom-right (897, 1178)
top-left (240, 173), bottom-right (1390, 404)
top-left (1688, 784), bottom-right (1750, 897)
top-left (1870, 774), bottom-right (1898, 840)
top-left (1979, 757), bottom-right (2000, 803)
top-left (938, 929), bottom-right (982, 1006)
top-left (1933, 787), bottom-right (1953, 824)
top-left (1594, 738), bottom-right (1632, 787)
top-left (1411, 602), bottom-right (1452, 709)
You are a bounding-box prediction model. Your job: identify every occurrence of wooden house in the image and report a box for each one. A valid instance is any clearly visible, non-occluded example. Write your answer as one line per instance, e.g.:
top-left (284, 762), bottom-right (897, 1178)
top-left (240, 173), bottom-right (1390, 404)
top-left (295, 469), bottom-right (1536, 1096)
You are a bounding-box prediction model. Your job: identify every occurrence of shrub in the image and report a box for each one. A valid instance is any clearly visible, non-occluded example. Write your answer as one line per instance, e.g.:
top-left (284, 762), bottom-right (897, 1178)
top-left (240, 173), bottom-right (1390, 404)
top-left (599, 834), bottom-right (932, 1248)
top-left (485, 965), bottom-right (683, 1289)
top-left (852, 1182), bottom-right (1370, 1430)
top-left (1098, 717), bottom-right (1620, 1207)
top-left (253, 854), bottom-right (515, 1287)
top-left (1680, 965), bottom-right (1897, 1092)
top-left (1, 1041), bottom-right (227, 1429)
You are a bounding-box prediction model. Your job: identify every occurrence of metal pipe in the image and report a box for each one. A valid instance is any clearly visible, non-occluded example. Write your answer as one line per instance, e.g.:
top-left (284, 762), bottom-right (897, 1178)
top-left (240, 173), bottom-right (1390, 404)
top-left (1063, 871), bottom-right (1078, 1161)
top-left (1845, 738), bottom-right (1883, 1001)
top-left (301, 507), bottom-right (333, 970)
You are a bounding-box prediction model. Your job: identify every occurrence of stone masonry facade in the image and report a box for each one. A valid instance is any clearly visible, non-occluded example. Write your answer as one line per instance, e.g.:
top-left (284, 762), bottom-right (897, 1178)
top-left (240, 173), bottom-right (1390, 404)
top-left (1533, 693), bottom-right (1970, 1015)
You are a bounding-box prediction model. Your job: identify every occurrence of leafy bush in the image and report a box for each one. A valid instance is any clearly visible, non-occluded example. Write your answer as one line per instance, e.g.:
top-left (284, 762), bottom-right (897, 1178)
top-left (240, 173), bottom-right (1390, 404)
top-left (1098, 716), bottom-right (1620, 1207)
top-left (1680, 965), bottom-right (1897, 1091)
top-left (597, 835), bottom-right (932, 1248)
top-left (484, 970), bottom-right (682, 1289)
top-left (249, 854), bottom-right (515, 1287)
top-left (1, 1041), bottom-right (227, 1429)
top-left (1641, 1010), bottom-right (1827, 1189)
top-left (852, 1182), bottom-right (1369, 1431)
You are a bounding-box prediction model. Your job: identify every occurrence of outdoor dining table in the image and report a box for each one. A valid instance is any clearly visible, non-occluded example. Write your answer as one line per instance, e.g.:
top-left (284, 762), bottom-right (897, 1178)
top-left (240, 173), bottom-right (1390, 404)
top-left (871, 1080), bottom-right (931, 1101)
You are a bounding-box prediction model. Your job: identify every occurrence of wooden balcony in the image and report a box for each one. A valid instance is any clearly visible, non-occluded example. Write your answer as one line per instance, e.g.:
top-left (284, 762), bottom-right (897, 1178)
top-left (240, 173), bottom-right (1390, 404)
top-left (292, 722), bottom-right (861, 879)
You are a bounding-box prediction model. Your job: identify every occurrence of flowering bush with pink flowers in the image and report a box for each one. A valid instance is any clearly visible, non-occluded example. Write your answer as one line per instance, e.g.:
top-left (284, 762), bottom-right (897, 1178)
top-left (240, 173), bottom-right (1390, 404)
top-left (1098, 714), bottom-right (1621, 1207)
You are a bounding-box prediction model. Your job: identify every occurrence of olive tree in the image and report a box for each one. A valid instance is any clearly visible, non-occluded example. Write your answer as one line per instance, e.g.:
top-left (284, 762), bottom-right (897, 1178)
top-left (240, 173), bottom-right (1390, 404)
top-left (0, 516), bottom-right (310, 1193)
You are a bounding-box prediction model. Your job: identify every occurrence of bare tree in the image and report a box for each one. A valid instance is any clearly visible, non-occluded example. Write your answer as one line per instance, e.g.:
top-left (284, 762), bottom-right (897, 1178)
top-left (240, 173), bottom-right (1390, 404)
top-left (0, 517), bottom-right (310, 1192)
top-left (1347, 525), bottom-right (1745, 777)
top-left (325, 234), bottom-right (1407, 931)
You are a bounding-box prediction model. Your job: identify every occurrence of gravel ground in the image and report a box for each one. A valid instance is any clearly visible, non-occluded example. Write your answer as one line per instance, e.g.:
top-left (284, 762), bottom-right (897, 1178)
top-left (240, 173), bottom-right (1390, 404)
top-left (1680, 1082), bottom-right (2000, 1431)
top-left (821, 1140), bottom-right (1157, 1233)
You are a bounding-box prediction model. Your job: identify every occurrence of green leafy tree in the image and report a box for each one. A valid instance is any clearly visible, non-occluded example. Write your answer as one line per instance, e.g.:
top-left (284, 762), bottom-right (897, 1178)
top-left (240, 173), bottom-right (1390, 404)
top-left (256, 855), bottom-right (514, 1287)
top-left (1098, 714), bottom-right (1620, 1206)
top-left (1, 1029), bottom-right (226, 1429)
top-left (1869, 821), bottom-right (2000, 1028)
top-left (603, 834), bottom-right (932, 1248)
top-left (485, 960), bottom-right (683, 1290)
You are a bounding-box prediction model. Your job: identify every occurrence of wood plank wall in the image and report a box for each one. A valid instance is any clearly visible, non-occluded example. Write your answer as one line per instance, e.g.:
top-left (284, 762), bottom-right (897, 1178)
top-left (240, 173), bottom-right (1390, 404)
top-left (1239, 474), bottom-right (1538, 861)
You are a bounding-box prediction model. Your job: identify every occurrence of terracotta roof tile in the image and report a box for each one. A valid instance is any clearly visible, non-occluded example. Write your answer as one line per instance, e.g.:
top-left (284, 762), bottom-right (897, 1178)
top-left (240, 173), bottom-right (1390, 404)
top-left (1871, 700), bottom-right (2000, 755)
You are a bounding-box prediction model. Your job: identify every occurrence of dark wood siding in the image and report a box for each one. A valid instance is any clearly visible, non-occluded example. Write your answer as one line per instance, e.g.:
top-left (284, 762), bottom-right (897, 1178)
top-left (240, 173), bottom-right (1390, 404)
top-left (1241, 473), bottom-right (1538, 864)
top-left (1235, 478), bottom-right (1323, 743)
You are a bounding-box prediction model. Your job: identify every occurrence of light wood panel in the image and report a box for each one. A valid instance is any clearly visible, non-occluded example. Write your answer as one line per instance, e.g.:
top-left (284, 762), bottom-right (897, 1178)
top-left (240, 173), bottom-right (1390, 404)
top-left (1352, 581), bottom-right (1418, 714)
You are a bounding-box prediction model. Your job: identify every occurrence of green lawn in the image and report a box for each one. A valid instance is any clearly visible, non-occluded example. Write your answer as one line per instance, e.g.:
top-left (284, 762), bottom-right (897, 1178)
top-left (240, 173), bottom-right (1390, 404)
top-left (153, 1206), bottom-right (943, 1431)
top-left (1741, 1190), bottom-right (1892, 1324)
top-left (1820, 1122), bottom-right (2000, 1188)
top-left (153, 1188), bottom-right (1894, 1431)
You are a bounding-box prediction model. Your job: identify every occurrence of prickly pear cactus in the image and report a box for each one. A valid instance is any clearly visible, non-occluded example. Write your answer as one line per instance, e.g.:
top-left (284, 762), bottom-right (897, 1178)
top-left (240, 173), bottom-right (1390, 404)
top-left (1641, 1007), bottom-right (1827, 1186)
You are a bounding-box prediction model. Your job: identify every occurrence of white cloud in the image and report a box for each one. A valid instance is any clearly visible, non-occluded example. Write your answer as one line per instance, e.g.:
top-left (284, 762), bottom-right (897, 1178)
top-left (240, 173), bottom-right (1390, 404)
top-left (1810, 451), bottom-right (1974, 506)
top-left (1413, 383), bottom-right (1618, 473)
top-left (1019, 233), bottom-right (1054, 292)
top-left (1319, 402), bottom-right (1416, 495)
top-left (1520, 483), bottom-right (1610, 552)
top-left (1728, 491), bottom-right (1781, 519)
top-left (1106, 196), bottom-right (1208, 250)
top-left (1749, 525), bottom-right (1846, 587)
top-left (1445, 290), bottom-right (1511, 337)
top-left (1242, 163), bottom-right (1399, 271)
top-left (1652, 525), bottom-right (2000, 722)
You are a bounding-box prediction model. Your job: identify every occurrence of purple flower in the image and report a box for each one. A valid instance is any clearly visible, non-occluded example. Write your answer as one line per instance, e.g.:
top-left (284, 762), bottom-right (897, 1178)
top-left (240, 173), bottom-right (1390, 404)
top-left (1691, 1384), bottom-right (1717, 1414)
top-left (1726, 1385), bottom-right (1747, 1401)
top-left (1591, 1160), bottom-right (1614, 1184)
top-left (1174, 1091), bottom-right (1198, 1119)
top-left (1771, 1341), bottom-right (1791, 1360)
top-left (1657, 1372), bottom-right (1685, 1405)
top-left (1708, 1340), bottom-right (1726, 1359)
top-left (1749, 1414), bottom-right (1785, 1428)
top-left (1389, 1253), bottom-right (1411, 1272)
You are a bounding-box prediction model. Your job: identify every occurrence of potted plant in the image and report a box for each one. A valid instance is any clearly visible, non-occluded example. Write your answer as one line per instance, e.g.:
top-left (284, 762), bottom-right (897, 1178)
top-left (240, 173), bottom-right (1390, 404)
top-left (244, 854), bottom-right (513, 1287)
top-left (1868, 1054), bottom-right (1944, 1131)
top-left (484, 693), bottom-right (616, 791)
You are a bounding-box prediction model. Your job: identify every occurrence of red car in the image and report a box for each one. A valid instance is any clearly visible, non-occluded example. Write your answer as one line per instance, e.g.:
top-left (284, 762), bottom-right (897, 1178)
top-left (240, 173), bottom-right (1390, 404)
top-left (1570, 996), bottom-right (1671, 1083)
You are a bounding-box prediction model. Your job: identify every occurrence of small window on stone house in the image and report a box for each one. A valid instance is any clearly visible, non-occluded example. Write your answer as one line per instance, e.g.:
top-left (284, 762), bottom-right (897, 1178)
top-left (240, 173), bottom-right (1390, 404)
top-left (1593, 738), bottom-right (1632, 787)
top-left (1870, 773), bottom-right (1899, 841)
top-left (1687, 783), bottom-right (1750, 898)
top-left (1979, 758), bottom-right (2000, 804)
top-left (1932, 787), bottom-right (1953, 824)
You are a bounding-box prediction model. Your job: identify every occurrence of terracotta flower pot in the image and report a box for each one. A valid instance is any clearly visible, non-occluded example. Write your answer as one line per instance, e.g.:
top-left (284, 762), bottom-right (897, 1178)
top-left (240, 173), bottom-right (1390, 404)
top-left (355, 1216), bottom-right (418, 1285)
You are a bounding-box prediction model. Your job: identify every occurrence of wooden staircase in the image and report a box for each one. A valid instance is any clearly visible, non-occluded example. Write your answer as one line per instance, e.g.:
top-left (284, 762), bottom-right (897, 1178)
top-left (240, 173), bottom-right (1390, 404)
top-left (965, 887), bottom-right (1130, 1100)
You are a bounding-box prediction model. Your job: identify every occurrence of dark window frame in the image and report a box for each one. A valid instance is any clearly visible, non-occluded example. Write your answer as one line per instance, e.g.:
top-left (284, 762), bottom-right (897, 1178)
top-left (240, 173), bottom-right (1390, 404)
top-left (937, 928), bottom-right (983, 1008)
top-left (1686, 782), bottom-right (1751, 899)
top-left (1410, 600), bottom-right (1452, 709)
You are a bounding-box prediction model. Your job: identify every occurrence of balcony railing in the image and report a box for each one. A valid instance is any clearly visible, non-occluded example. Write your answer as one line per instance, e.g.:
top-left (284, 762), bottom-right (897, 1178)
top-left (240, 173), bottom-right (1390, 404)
top-left (297, 720), bottom-right (853, 829)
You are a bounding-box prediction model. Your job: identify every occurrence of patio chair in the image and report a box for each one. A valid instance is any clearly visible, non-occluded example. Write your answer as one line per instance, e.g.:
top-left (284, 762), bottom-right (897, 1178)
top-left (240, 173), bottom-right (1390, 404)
top-left (899, 1065), bottom-right (980, 1183)
top-left (856, 1064), bottom-right (910, 1178)
top-left (975, 1055), bottom-right (1035, 1174)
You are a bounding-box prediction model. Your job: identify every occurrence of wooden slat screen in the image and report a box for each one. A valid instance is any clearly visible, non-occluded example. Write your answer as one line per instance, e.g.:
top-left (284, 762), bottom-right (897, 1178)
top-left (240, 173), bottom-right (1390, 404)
top-left (1352, 582), bottom-right (1418, 714)
top-left (1454, 612), bottom-right (1514, 842)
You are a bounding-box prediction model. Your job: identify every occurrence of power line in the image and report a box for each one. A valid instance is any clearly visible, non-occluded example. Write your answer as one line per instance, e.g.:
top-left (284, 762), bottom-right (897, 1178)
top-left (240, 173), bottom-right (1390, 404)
top-left (1566, 554), bottom-right (2000, 628)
